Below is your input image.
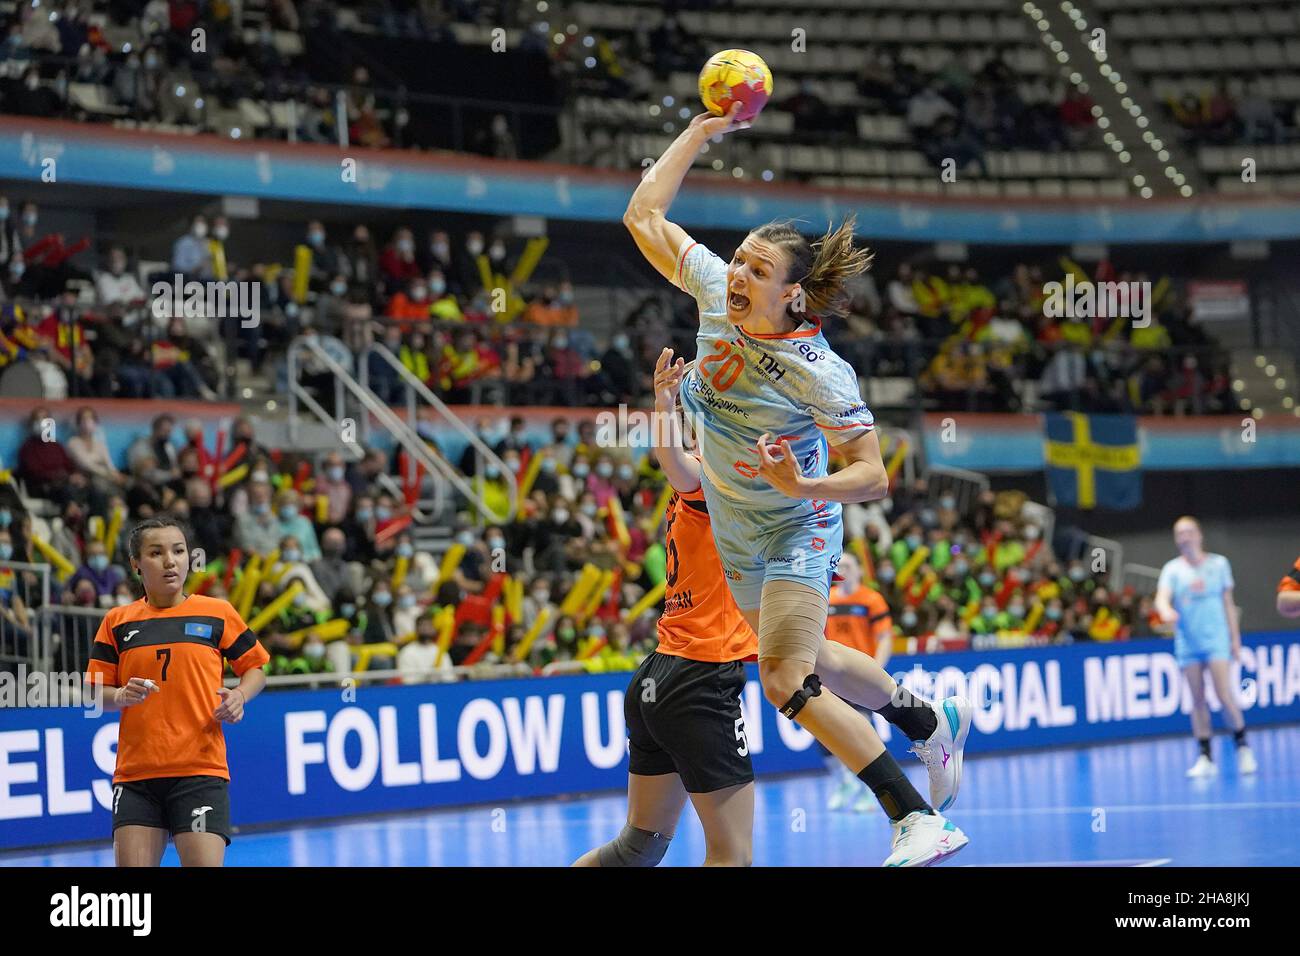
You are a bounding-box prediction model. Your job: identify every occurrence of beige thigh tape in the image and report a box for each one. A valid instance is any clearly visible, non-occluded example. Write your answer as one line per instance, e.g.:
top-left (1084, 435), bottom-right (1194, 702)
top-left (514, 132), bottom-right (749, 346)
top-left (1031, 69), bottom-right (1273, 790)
top-left (756, 579), bottom-right (829, 666)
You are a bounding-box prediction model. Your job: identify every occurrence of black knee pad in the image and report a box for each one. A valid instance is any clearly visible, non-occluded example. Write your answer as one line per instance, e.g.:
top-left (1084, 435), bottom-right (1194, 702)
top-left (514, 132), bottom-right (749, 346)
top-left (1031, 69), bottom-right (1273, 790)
top-left (779, 673), bottom-right (822, 720)
top-left (596, 825), bottom-right (671, 867)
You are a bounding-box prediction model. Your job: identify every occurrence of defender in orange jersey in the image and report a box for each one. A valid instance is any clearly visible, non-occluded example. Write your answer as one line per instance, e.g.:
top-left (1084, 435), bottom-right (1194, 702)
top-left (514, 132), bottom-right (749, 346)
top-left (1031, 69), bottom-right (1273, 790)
top-left (573, 351), bottom-right (760, 867)
top-left (86, 516), bottom-right (268, 867)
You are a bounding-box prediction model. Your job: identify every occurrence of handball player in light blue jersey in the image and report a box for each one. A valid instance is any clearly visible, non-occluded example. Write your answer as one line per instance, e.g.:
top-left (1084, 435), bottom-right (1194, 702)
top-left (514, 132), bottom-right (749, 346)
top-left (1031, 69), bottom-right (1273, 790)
top-left (1155, 516), bottom-right (1257, 778)
top-left (623, 105), bottom-right (972, 865)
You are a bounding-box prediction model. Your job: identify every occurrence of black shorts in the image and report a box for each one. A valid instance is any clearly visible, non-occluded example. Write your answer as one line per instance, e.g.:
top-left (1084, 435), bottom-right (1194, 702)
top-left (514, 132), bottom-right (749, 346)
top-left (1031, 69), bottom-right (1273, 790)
top-left (625, 651), bottom-right (755, 794)
top-left (111, 775), bottom-right (233, 846)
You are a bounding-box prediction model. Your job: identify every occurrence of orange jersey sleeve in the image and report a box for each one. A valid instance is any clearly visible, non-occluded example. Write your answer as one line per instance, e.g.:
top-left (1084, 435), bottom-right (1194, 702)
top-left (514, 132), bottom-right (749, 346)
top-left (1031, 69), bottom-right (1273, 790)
top-left (655, 487), bottom-right (757, 663)
top-left (86, 594), bottom-right (269, 784)
top-left (1279, 557), bottom-right (1300, 594)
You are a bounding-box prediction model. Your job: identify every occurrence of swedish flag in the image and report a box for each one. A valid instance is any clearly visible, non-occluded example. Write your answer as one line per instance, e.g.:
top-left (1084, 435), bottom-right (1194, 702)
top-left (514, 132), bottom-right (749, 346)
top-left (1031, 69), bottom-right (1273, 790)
top-left (1044, 413), bottom-right (1141, 510)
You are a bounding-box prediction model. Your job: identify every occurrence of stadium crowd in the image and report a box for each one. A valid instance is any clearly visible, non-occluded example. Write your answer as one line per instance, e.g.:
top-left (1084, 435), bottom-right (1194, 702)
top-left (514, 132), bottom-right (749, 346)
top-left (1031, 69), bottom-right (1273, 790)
top-left (0, 398), bottom-right (1160, 683)
top-left (0, 194), bottom-right (1232, 416)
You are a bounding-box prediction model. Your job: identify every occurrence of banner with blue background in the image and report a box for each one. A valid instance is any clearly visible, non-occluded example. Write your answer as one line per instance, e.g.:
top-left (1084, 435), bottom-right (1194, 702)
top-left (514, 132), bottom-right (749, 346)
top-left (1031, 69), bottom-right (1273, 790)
top-left (2, 633), bottom-right (1298, 850)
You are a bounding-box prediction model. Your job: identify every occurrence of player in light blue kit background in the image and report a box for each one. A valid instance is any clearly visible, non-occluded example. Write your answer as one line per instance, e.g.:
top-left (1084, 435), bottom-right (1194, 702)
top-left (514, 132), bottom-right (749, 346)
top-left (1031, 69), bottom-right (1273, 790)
top-left (624, 104), bottom-right (972, 866)
top-left (1155, 516), bottom-right (1257, 778)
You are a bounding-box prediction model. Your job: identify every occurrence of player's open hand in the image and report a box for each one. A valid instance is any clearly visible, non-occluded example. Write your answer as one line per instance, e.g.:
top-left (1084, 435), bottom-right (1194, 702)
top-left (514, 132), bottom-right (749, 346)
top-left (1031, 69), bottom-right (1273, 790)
top-left (214, 687), bottom-right (245, 723)
top-left (756, 433), bottom-right (806, 498)
top-left (654, 347), bottom-right (688, 410)
top-left (115, 677), bottom-right (159, 708)
top-left (688, 102), bottom-right (751, 139)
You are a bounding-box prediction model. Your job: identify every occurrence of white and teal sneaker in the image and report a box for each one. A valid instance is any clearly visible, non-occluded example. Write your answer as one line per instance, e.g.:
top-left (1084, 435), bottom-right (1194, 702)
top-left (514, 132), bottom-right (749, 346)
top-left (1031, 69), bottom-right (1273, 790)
top-left (908, 696), bottom-right (973, 812)
top-left (882, 810), bottom-right (968, 867)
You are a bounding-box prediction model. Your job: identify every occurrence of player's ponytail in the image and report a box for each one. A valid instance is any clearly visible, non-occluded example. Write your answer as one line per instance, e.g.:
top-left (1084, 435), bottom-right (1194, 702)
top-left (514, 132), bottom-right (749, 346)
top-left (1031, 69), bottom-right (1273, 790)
top-left (752, 214), bottom-right (874, 320)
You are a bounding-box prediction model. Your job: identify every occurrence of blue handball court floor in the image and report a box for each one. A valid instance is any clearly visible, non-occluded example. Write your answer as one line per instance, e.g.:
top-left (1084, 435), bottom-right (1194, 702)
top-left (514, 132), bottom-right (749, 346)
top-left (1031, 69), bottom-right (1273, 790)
top-left (5, 725), bottom-right (1298, 867)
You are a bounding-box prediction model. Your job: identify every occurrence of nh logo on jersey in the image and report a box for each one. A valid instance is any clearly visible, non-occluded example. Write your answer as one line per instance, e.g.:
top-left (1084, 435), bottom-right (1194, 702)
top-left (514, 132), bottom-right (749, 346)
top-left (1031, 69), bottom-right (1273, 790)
top-left (754, 351), bottom-right (787, 381)
top-left (184, 622), bottom-right (213, 639)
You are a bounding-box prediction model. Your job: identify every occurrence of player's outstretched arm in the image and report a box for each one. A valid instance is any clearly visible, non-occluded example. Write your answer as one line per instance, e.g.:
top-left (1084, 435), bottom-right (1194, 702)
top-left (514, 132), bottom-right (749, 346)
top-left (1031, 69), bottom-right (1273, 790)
top-left (652, 347), bottom-right (701, 493)
top-left (623, 105), bottom-right (748, 283)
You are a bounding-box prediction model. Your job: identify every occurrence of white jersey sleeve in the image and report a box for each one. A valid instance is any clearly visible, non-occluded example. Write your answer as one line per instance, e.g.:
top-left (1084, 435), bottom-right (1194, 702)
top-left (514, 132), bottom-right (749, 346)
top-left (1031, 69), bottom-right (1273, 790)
top-left (805, 357), bottom-right (875, 446)
top-left (671, 235), bottom-right (729, 319)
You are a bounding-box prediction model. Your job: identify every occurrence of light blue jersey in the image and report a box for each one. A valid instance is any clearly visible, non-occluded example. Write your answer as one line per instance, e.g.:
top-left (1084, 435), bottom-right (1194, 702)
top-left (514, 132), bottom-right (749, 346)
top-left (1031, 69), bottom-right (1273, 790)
top-left (1157, 553), bottom-right (1234, 666)
top-left (672, 237), bottom-right (875, 512)
top-left (669, 235), bottom-right (873, 609)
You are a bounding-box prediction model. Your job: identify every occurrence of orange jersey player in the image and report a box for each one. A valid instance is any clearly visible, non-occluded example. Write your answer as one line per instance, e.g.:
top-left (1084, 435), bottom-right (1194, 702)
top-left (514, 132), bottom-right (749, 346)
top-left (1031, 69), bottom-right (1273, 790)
top-left (86, 516), bottom-right (268, 867)
top-left (826, 551), bottom-right (893, 667)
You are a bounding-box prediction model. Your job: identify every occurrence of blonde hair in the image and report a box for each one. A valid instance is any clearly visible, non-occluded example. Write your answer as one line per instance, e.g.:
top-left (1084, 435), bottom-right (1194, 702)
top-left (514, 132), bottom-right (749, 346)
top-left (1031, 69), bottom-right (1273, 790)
top-left (751, 214), bottom-right (875, 319)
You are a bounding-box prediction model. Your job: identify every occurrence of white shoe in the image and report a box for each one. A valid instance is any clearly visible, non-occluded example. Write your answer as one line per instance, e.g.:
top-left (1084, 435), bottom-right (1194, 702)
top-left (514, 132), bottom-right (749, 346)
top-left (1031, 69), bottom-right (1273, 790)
top-left (1237, 746), bottom-right (1258, 775)
top-left (909, 696), bottom-right (973, 812)
top-left (1186, 754), bottom-right (1218, 778)
top-left (882, 810), bottom-right (968, 867)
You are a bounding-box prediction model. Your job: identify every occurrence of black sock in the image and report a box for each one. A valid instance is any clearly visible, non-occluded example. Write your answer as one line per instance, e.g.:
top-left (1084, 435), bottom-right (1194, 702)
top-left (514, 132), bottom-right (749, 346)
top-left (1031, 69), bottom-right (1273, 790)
top-left (858, 752), bottom-right (931, 822)
top-left (1233, 729), bottom-right (1248, 747)
top-left (875, 686), bottom-right (939, 742)
top-left (1198, 737), bottom-right (1212, 760)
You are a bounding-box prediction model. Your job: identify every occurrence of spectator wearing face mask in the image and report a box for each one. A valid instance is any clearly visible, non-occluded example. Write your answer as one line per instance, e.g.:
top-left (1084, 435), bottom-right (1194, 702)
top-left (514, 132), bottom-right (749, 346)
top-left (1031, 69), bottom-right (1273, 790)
top-left (301, 220), bottom-right (341, 289)
top-left (531, 452), bottom-right (561, 496)
top-left (560, 455), bottom-right (590, 504)
top-left (380, 228), bottom-right (421, 287)
top-left (315, 453), bottom-right (353, 525)
top-left (581, 453), bottom-right (614, 499)
top-left (236, 481), bottom-right (282, 555)
top-left (363, 582), bottom-right (398, 648)
top-left (171, 214), bottom-right (213, 279)
top-left (471, 458), bottom-right (511, 523)
top-left (387, 276), bottom-right (433, 322)
top-left (272, 535), bottom-right (332, 614)
top-left (50, 499), bottom-right (89, 569)
top-left (533, 501), bottom-right (581, 574)
top-left (391, 584), bottom-right (421, 639)
top-left (398, 615), bottom-right (452, 683)
top-left (275, 489), bottom-right (320, 561)
top-left (66, 539), bottom-right (124, 605)
top-left (427, 270), bottom-right (463, 322)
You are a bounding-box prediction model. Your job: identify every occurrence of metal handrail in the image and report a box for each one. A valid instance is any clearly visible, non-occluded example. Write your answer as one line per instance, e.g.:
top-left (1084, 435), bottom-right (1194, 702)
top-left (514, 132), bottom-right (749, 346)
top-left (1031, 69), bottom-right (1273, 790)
top-left (287, 337), bottom-right (446, 521)
top-left (360, 343), bottom-right (518, 525)
top-left (284, 340), bottom-right (420, 517)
